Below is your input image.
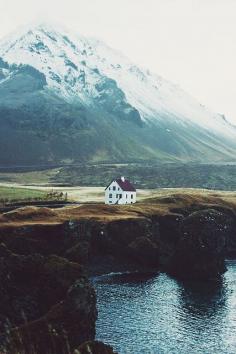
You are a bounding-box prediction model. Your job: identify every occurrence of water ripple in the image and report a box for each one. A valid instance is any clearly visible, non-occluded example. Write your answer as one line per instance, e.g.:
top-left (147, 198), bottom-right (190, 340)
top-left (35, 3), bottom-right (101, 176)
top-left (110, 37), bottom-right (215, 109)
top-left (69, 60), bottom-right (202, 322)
top-left (94, 260), bottom-right (236, 354)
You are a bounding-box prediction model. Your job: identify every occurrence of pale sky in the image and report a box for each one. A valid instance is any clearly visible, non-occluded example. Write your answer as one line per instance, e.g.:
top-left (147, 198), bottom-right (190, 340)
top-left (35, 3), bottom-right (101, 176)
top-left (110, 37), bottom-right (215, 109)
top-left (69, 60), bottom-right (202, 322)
top-left (0, 0), bottom-right (235, 123)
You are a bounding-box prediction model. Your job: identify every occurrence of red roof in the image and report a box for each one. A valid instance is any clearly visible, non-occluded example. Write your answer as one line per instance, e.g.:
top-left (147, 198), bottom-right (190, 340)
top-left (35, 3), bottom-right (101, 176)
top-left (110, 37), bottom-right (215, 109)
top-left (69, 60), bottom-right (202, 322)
top-left (115, 178), bottom-right (136, 192)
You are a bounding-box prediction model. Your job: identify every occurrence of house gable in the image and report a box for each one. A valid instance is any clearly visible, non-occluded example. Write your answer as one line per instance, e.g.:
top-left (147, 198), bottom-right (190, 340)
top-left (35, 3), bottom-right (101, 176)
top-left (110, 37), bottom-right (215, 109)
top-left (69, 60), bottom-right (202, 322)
top-left (105, 177), bottom-right (136, 205)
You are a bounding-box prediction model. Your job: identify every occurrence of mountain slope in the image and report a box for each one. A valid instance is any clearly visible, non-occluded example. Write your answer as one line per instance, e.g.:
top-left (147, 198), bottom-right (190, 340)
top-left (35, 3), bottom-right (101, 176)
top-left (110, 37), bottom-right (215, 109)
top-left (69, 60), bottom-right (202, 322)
top-left (0, 23), bottom-right (236, 166)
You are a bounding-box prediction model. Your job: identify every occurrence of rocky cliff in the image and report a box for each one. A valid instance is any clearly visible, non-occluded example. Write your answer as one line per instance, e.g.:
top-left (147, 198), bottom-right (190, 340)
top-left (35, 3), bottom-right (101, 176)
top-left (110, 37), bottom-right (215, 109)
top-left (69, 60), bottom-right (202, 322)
top-left (0, 191), bottom-right (236, 352)
top-left (0, 245), bottom-right (98, 353)
top-left (1, 192), bottom-right (236, 275)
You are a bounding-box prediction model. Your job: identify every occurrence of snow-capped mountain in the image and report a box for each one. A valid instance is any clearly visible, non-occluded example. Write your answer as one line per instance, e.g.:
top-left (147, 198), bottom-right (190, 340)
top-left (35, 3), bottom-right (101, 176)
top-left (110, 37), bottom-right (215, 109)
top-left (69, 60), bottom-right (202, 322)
top-left (0, 22), bottom-right (236, 166)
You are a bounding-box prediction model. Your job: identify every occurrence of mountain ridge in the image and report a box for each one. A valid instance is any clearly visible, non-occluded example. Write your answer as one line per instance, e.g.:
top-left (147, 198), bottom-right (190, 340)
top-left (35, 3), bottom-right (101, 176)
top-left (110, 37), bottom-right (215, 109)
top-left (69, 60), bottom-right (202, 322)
top-left (0, 23), bottom-right (236, 166)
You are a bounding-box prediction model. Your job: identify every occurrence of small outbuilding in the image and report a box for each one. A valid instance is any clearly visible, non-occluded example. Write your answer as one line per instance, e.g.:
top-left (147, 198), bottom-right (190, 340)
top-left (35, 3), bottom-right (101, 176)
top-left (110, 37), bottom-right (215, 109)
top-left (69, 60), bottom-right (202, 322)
top-left (105, 176), bottom-right (136, 205)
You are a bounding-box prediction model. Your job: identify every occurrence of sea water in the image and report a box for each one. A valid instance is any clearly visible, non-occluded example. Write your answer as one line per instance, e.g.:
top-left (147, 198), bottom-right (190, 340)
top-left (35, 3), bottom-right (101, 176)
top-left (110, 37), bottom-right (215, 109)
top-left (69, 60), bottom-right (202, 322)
top-left (94, 261), bottom-right (236, 354)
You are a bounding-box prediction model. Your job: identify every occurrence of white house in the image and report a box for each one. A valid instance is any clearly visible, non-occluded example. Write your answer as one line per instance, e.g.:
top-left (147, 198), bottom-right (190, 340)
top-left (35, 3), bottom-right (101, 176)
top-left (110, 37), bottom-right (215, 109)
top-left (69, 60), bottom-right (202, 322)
top-left (105, 176), bottom-right (136, 205)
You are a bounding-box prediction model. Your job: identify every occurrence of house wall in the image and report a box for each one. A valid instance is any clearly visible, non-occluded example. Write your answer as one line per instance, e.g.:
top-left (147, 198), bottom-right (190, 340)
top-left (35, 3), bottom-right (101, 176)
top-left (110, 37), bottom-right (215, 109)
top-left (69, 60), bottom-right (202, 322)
top-left (105, 181), bottom-right (136, 205)
top-left (118, 191), bottom-right (136, 205)
top-left (105, 181), bottom-right (122, 205)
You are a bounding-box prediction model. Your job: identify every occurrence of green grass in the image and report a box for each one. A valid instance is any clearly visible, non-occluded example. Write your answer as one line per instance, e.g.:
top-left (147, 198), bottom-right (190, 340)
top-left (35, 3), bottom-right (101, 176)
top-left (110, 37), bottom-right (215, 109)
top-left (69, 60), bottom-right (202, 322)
top-left (0, 168), bottom-right (59, 184)
top-left (0, 186), bottom-right (46, 202)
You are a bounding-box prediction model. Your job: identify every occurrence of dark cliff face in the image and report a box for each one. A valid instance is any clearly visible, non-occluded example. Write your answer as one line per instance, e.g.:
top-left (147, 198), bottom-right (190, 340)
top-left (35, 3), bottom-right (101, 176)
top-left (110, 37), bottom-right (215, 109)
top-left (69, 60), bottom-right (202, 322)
top-left (0, 202), bottom-right (236, 352)
top-left (62, 210), bottom-right (236, 279)
top-left (89, 218), bottom-right (160, 270)
top-left (0, 216), bottom-right (160, 273)
top-left (166, 209), bottom-right (233, 279)
top-left (1, 205), bottom-right (235, 278)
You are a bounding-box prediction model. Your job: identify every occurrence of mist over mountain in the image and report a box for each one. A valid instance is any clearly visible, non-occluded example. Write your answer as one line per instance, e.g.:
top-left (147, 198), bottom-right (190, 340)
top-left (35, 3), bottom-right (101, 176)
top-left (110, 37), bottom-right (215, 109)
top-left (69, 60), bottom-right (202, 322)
top-left (0, 23), bottom-right (236, 166)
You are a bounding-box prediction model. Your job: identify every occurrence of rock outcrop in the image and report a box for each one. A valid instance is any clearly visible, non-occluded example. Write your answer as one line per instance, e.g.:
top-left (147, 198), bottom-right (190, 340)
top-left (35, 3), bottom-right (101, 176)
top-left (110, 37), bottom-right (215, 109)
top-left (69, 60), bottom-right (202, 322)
top-left (166, 209), bottom-right (234, 279)
top-left (0, 244), bottom-right (97, 353)
top-left (89, 217), bottom-right (160, 271)
top-left (1, 202), bottom-right (236, 279)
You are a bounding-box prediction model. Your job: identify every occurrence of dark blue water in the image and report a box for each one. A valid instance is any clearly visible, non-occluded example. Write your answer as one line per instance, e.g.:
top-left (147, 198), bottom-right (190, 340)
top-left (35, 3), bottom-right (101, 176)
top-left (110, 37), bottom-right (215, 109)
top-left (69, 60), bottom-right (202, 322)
top-left (94, 260), bottom-right (236, 354)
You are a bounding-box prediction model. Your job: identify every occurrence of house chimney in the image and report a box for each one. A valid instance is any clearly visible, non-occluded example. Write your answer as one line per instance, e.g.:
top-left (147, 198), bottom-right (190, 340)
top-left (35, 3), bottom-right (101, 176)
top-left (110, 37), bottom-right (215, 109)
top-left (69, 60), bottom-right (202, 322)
top-left (121, 176), bottom-right (125, 182)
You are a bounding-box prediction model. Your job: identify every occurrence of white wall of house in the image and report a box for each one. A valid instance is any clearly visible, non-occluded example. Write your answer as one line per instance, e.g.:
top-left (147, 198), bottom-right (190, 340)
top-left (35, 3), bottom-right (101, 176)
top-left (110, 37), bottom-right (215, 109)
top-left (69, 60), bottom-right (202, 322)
top-left (117, 191), bottom-right (136, 205)
top-left (105, 181), bottom-right (122, 205)
top-left (105, 180), bottom-right (136, 205)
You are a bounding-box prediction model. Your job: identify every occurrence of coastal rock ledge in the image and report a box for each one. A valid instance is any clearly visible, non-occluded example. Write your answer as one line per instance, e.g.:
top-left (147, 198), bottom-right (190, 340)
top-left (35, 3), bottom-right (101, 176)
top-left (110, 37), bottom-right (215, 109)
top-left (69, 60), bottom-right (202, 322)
top-left (0, 193), bottom-right (236, 352)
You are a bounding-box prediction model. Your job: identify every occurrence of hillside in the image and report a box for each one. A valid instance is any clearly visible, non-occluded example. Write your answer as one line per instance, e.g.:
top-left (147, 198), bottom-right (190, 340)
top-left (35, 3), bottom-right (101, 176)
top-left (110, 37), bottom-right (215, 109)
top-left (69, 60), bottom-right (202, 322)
top-left (0, 23), bottom-right (236, 165)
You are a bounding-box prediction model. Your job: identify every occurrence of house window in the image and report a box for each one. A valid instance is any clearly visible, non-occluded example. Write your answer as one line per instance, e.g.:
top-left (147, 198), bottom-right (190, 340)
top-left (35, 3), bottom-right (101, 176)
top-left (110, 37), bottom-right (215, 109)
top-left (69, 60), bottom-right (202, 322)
top-left (113, 186), bottom-right (116, 191)
top-left (131, 194), bottom-right (133, 199)
top-left (109, 194), bottom-right (112, 198)
top-left (126, 194), bottom-right (128, 199)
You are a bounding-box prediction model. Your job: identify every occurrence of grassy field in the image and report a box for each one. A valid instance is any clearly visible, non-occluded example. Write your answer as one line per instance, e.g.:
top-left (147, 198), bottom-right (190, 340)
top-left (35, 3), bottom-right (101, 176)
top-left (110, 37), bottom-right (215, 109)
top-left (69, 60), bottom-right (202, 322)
top-left (1, 182), bottom-right (236, 205)
top-left (0, 186), bottom-right (47, 203)
top-left (0, 183), bottom-right (156, 204)
top-left (0, 168), bottom-right (60, 185)
top-left (1, 188), bottom-right (236, 227)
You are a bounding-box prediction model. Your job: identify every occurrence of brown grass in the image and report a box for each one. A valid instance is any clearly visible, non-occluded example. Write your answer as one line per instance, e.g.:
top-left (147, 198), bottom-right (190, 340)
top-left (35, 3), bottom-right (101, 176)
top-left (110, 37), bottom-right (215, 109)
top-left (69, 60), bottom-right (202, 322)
top-left (2, 206), bottom-right (57, 221)
top-left (0, 189), bottom-right (236, 227)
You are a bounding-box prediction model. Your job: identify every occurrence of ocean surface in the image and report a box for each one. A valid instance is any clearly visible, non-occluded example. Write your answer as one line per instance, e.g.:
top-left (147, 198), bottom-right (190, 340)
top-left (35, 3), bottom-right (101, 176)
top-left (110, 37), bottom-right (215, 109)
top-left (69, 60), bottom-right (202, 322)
top-left (94, 260), bottom-right (236, 354)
